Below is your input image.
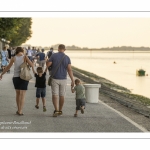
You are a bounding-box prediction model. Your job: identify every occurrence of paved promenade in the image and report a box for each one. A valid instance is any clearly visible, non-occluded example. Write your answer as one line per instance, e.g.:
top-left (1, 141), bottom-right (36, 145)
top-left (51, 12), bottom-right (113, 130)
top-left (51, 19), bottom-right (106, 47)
top-left (0, 66), bottom-right (146, 132)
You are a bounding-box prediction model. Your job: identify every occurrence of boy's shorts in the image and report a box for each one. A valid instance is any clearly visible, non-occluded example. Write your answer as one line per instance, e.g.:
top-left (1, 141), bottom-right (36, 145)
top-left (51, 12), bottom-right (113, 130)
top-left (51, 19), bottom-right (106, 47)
top-left (36, 88), bottom-right (46, 98)
top-left (76, 99), bottom-right (86, 110)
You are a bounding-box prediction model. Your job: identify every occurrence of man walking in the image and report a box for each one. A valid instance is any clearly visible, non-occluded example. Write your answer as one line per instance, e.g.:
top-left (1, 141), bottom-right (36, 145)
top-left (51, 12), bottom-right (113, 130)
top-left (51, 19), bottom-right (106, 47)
top-left (27, 46), bottom-right (33, 62)
top-left (46, 44), bottom-right (74, 117)
top-left (32, 47), bottom-right (37, 66)
top-left (46, 47), bottom-right (54, 75)
top-left (46, 47), bottom-right (54, 59)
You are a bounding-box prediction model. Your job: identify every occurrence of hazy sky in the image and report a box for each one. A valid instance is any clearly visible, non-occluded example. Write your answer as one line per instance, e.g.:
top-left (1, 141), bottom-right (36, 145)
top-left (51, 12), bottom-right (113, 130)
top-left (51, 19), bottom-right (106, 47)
top-left (25, 18), bottom-right (150, 48)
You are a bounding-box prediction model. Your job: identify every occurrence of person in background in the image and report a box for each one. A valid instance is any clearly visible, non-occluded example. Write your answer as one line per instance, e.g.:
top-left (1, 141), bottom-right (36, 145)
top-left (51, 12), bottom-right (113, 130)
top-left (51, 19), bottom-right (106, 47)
top-left (35, 48), bottom-right (40, 66)
top-left (71, 79), bottom-right (86, 117)
top-left (36, 49), bottom-right (46, 68)
top-left (0, 47), bottom-right (35, 115)
top-left (46, 47), bottom-right (54, 75)
top-left (46, 44), bottom-right (74, 117)
top-left (10, 47), bottom-right (16, 57)
top-left (27, 46), bottom-right (33, 62)
top-left (46, 47), bottom-right (54, 59)
top-left (1, 46), bottom-right (9, 72)
top-left (7, 46), bottom-right (11, 73)
top-left (7, 46), bottom-right (11, 60)
top-left (33, 66), bottom-right (48, 112)
top-left (32, 46), bottom-right (37, 66)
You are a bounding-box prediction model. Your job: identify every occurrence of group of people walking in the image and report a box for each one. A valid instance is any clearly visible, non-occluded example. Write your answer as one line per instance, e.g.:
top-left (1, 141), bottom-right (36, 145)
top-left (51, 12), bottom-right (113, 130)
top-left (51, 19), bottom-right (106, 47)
top-left (0, 44), bottom-right (86, 117)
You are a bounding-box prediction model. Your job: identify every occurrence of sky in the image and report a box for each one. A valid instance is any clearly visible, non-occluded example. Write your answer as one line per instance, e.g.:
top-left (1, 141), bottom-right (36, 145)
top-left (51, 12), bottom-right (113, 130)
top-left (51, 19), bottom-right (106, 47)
top-left (25, 18), bottom-right (150, 48)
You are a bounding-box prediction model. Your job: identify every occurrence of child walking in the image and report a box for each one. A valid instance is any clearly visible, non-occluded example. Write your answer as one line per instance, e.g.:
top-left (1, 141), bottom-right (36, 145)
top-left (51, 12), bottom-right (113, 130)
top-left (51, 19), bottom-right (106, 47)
top-left (34, 66), bottom-right (48, 112)
top-left (71, 79), bottom-right (86, 117)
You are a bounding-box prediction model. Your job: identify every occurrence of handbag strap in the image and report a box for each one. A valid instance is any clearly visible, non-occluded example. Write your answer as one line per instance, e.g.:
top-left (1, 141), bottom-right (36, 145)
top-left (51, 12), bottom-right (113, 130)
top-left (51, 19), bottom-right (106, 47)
top-left (51, 54), bottom-right (66, 77)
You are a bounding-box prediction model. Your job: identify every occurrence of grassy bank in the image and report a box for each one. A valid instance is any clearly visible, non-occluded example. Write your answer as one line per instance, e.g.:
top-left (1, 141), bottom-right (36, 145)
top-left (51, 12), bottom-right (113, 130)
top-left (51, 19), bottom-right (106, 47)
top-left (72, 66), bottom-right (130, 93)
top-left (72, 66), bottom-right (150, 106)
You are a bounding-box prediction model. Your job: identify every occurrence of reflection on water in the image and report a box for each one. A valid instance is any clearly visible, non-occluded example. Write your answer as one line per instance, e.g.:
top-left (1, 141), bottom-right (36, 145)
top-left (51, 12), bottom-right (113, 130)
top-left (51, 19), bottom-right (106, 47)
top-left (65, 50), bottom-right (150, 98)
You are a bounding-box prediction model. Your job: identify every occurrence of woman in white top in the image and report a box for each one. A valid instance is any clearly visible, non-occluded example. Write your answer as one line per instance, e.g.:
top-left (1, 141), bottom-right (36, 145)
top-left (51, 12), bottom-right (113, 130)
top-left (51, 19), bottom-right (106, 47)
top-left (0, 47), bottom-right (35, 115)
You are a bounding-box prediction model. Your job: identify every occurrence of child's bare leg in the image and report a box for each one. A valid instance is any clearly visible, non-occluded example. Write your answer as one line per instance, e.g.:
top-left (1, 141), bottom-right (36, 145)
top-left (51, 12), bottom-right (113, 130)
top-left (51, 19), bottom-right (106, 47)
top-left (75, 110), bottom-right (78, 114)
top-left (35, 98), bottom-right (40, 109)
top-left (42, 98), bottom-right (46, 112)
top-left (81, 106), bottom-right (85, 114)
top-left (42, 98), bottom-right (46, 106)
top-left (74, 110), bottom-right (78, 117)
top-left (81, 106), bottom-right (85, 109)
top-left (36, 98), bottom-right (40, 106)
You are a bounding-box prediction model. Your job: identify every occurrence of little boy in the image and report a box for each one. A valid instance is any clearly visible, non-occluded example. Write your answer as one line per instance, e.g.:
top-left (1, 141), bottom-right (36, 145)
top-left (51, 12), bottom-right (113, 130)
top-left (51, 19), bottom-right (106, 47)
top-left (34, 66), bottom-right (48, 112)
top-left (71, 79), bottom-right (86, 117)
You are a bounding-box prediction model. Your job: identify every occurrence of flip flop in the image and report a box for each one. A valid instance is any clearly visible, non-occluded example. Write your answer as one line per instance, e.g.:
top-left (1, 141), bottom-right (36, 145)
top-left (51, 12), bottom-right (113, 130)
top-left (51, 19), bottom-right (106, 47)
top-left (16, 111), bottom-right (24, 116)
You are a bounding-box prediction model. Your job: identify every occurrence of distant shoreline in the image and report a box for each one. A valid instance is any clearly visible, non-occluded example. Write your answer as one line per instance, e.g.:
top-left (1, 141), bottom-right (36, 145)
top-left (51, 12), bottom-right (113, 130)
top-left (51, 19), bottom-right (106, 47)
top-left (45, 49), bottom-right (150, 52)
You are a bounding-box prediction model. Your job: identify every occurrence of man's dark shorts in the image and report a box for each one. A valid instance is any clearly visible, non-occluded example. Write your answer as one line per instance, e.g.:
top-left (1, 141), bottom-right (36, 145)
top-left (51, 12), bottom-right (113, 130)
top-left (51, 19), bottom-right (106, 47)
top-left (76, 99), bottom-right (86, 110)
top-left (36, 88), bottom-right (46, 98)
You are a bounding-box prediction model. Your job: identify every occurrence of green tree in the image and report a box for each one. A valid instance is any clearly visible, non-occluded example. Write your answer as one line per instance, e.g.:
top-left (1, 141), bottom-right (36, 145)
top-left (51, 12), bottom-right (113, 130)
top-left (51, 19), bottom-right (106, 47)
top-left (0, 18), bottom-right (22, 39)
top-left (0, 18), bottom-right (32, 46)
top-left (10, 18), bottom-right (32, 46)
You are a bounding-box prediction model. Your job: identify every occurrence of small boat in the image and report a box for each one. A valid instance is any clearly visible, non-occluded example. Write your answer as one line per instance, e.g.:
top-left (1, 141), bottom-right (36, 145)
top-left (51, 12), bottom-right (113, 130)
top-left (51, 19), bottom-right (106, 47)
top-left (136, 69), bottom-right (146, 76)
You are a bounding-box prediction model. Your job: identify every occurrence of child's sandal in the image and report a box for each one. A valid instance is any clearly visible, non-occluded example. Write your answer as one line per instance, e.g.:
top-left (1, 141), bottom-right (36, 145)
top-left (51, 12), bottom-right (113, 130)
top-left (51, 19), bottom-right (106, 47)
top-left (43, 106), bottom-right (47, 112)
top-left (74, 114), bottom-right (78, 117)
top-left (35, 105), bottom-right (39, 109)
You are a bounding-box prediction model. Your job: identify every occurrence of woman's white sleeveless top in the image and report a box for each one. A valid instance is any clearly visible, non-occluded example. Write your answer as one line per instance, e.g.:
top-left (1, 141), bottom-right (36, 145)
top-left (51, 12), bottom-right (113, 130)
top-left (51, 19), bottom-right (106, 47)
top-left (13, 55), bottom-right (24, 77)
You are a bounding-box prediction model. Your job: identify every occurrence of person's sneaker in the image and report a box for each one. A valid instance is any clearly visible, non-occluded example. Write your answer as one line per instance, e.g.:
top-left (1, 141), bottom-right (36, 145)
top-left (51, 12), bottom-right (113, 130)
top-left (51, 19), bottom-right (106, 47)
top-left (58, 111), bottom-right (63, 116)
top-left (35, 105), bottom-right (39, 109)
top-left (43, 106), bottom-right (47, 112)
top-left (53, 110), bottom-right (59, 117)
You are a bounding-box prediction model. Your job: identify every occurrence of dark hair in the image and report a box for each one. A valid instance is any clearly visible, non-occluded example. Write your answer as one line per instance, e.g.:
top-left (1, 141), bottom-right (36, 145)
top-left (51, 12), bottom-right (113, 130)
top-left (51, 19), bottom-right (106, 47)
top-left (37, 67), bottom-right (43, 73)
top-left (75, 79), bottom-right (80, 84)
top-left (58, 44), bottom-right (65, 50)
top-left (15, 47), bottom-right (24, 55)
top-left (42, 49), bottom-right (44, 52)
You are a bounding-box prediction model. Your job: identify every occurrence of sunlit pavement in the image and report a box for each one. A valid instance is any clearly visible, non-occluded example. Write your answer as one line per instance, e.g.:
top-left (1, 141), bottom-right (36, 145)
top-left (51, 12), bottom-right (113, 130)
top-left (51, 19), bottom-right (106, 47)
top-left (0, 66), bottom-right (143, 132)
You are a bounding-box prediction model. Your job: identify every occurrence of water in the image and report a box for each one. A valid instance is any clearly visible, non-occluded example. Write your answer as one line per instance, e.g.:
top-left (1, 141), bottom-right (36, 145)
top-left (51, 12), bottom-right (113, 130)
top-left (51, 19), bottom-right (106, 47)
top-left (64, 50), bottom-right (150, 98)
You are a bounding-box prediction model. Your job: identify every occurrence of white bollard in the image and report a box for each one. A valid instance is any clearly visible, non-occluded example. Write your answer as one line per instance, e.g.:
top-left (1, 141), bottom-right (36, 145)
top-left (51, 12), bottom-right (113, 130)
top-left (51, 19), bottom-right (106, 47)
top-left (83, 84), bottom-right (101, 103)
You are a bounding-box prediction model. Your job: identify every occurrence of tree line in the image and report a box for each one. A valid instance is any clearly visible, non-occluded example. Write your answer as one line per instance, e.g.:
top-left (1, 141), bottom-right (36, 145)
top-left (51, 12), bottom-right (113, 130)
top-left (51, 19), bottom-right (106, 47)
top-left (0, 18), bottom-right (32, 47)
